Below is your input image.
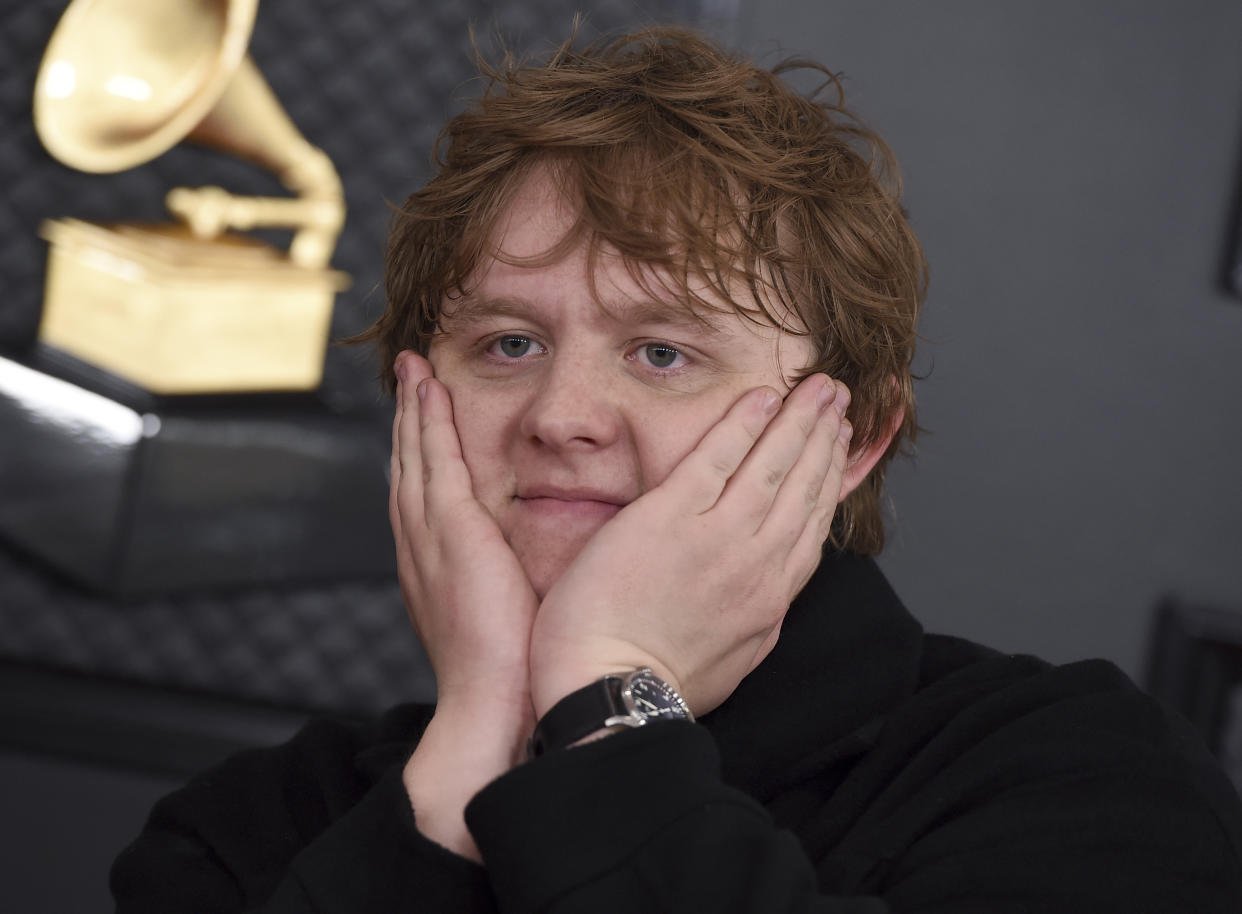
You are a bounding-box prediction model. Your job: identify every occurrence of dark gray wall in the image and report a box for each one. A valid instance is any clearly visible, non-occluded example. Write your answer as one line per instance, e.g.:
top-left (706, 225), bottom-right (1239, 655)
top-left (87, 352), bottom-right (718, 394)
top-left (733, 0), bottom-right (1242, 676)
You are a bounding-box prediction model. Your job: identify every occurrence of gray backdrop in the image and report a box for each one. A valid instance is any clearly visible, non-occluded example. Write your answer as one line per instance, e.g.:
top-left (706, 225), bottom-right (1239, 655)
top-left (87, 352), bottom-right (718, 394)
top-left (730, 0), bottom-right (1242, 678)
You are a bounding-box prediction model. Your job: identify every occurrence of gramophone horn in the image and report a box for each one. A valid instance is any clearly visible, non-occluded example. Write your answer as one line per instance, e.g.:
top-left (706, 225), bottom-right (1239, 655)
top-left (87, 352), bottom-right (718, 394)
top-left (34, 0), bottom-right (260, 173)
top-left (33, 0), bottom-right (343, 268)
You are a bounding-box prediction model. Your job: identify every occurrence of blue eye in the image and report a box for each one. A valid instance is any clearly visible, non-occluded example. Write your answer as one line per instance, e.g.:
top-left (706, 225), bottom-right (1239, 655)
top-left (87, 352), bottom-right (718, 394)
top-left (493, 336), bottom-right (534, 358)
top-left (641, 344), bottom-right (684, 369)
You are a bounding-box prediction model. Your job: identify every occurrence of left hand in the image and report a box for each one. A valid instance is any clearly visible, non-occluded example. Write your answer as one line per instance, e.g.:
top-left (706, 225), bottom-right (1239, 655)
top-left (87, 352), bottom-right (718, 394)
top-left (529, 373), bottom-right (852, 719)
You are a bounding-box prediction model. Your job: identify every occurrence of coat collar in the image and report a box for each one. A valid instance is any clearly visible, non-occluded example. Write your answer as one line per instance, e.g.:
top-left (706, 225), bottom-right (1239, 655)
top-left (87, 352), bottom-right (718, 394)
top-left (699, 550), bottom-right (923, 801)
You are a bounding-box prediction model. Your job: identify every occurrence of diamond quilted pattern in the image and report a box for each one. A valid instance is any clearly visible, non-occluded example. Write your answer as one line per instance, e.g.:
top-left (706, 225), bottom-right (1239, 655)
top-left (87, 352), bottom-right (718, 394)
top-left (0, 543), bottom-right (435, 712)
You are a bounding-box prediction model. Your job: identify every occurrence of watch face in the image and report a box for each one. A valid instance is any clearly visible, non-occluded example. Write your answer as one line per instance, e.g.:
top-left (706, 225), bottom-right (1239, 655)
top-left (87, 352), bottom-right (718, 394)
top-left (624, 671), bottom-right (692, 722)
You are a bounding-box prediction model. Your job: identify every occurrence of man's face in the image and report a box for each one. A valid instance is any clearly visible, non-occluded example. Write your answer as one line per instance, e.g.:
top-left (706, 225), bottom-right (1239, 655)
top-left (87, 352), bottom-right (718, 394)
top-left (428, 169), bottom-right (817, 597)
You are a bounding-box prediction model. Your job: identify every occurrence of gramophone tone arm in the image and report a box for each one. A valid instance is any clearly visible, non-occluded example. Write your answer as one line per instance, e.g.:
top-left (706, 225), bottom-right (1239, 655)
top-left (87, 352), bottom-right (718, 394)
top-left (165, 186), bottom-right (345, 269)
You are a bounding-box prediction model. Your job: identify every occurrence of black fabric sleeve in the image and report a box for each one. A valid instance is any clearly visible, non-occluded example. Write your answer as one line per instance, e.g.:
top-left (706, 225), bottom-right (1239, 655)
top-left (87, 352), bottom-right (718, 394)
top-left (464, 664), bottom-right (1242, 914)
top-left (111, 709), bottom-right (497, 914)
top-left (466, 723), bottom-right (887, 914)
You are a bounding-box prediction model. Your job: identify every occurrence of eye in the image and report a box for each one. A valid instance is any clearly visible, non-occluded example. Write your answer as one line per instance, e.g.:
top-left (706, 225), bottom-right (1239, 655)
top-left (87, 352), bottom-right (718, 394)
top-left (488, 335), bottom-right (540, 359)
top-left (637, 343), bottom-right (686, 371)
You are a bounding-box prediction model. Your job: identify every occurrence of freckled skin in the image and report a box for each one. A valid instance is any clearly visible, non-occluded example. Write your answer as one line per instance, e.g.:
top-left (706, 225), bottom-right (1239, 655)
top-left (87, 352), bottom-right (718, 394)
top-left (428, 168), bottom-right (816, 598)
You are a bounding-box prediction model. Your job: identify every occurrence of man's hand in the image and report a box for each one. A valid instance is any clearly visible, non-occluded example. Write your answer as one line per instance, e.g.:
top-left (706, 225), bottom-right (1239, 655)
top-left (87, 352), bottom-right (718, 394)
top-left (529, 374), bottom-right (851, 719)
top-left (390, 350), bottom-right (538, 860)
top-left (390, 350), bottom-right (539, 708)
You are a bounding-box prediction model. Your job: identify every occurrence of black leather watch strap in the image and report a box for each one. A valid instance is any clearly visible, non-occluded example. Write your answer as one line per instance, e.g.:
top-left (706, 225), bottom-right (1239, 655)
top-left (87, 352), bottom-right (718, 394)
top-left (529, 674), bottom-right (626, 757)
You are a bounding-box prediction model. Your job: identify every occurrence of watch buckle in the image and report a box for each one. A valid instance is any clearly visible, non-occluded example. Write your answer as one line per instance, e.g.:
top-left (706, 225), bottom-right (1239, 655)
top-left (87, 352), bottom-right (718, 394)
top-left (603, 711), bottom-right (646, 729)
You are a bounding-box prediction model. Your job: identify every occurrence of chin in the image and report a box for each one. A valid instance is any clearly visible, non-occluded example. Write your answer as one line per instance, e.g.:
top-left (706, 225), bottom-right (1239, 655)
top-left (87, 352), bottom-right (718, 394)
top-left (513, 543), bottom-right (580, 601)
top-left (505, 510), bottom-right (603, 600)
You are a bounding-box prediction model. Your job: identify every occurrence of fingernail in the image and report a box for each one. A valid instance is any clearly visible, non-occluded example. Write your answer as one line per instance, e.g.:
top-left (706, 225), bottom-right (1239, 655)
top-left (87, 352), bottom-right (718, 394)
top-left (417, 379), bottom-right (430, 401)
top-left (834, 383), bottom-right (850, 418)
top-left (816, 378), bottom-right (836, 412)
top-left (761, 390), bottom-right (780, 415)
top-left (840, 421), bottom-right (853, 444)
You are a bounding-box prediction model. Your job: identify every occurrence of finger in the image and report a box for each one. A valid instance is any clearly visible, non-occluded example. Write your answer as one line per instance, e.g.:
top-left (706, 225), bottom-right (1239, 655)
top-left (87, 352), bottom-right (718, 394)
top-left (716, 374), bottom-right (836, 530)
top-left (658, 386), bottom-right (782, 514)
top-left (389, 374), bottom-right (405, 540)
top-left (394, 352), bottom-right (435, 533)
top-left (785, 419), bottom-right (851, 581)
top-left (416, 377), bottom-right (480, 518)
top-left (758, 385), bottom-right (843, 544)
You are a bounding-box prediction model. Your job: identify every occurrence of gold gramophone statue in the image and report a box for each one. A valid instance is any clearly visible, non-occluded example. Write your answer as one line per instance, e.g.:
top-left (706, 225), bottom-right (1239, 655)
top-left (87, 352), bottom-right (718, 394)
top-left (33, 0), bottom-right (348, 393)
top-left (0, 0), bottom-right (392, 597)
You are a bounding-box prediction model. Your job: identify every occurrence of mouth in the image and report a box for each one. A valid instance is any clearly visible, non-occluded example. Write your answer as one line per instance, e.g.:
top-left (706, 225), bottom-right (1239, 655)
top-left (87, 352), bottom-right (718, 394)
top-left (518, 485), bottom-right (629, 504)
top-left (514, 486), bottom-right (630, 520)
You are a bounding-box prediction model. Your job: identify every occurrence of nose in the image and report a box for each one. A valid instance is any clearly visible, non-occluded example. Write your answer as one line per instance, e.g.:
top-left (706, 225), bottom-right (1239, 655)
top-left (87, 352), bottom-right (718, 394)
top-left (518, 354), bottom-right (623, 451)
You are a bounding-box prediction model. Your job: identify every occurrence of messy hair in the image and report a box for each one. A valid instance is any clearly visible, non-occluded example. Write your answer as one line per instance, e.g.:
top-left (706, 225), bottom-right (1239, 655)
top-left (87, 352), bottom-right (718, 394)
top-left (366, 26), bottom-right (927, 554)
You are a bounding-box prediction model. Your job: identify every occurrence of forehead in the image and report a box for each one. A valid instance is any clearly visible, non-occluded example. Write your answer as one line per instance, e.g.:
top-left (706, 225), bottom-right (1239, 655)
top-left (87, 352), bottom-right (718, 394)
top-left (447, 165), bottom-right (797, 337)
top-left (487, 167), bottom-right (576, 259)
top-left (440, 288), bottom-right (719, 333)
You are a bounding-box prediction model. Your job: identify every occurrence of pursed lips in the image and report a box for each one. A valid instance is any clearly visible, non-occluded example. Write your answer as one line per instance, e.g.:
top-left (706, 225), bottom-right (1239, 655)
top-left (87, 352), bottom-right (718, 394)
top-left (514, 486), bottom-right (630, 520)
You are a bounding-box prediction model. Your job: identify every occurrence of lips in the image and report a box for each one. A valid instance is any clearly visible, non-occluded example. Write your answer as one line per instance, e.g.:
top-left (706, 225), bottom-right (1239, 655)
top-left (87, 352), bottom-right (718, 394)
top-left (516, 485), bottom-right (631, 505)
top-left (514, 485), bottom-right (631, 521)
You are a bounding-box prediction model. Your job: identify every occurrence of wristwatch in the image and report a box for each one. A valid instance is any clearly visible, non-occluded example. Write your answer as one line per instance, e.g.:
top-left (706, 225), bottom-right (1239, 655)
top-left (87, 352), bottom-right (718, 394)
top-left (529, 668), bottom-right (694, 757)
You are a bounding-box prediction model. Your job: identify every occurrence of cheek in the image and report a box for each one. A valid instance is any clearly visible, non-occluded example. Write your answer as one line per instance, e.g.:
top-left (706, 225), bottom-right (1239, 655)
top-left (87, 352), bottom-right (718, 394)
top-left (629, 392), bottom-right (739, 491)
top-left (436, 375), bottom-right (522, 497)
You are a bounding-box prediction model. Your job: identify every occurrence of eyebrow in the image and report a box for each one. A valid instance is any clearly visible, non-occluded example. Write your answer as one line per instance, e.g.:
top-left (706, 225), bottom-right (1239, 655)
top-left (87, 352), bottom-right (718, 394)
top-left (440, 292), bottom-right (726, 335)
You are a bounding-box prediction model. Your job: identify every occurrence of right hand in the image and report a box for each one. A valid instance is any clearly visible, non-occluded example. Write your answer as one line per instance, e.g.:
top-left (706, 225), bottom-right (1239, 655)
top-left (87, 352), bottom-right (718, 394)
top-left (389, 350), bottom-right (539, 711)
top-left (391, 350), bottom-right (539, 860)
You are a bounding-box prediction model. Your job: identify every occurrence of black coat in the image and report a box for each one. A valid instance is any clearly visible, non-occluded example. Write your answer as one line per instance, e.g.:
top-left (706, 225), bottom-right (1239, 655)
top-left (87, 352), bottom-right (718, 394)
top-left (112, 552), bottom-right (1242, 912)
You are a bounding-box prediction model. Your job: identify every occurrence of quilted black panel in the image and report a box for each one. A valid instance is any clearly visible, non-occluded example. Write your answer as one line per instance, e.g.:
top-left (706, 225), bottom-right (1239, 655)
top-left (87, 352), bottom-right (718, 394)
top-left (0, 0), bottom-right (704, 714)
top-left (0, 541), bottom-right (433, 712)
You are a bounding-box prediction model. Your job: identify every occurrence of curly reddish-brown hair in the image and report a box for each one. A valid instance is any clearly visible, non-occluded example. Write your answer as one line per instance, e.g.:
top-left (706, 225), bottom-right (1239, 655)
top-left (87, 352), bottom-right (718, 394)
top-left (365, 26), bottom-right (926, 554)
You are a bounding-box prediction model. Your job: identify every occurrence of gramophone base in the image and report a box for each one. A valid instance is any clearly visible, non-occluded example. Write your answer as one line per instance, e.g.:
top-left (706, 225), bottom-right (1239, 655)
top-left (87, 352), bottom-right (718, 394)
top-left (38, 219), bottom-right (348, 394)
top-left (0, 347), bottom-right (394, 596)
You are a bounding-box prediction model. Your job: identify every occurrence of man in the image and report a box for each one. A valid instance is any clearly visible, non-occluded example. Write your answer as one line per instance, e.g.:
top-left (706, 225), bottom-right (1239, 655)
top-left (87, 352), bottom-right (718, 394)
top-left (113, 27), bottom-right (1242, 912)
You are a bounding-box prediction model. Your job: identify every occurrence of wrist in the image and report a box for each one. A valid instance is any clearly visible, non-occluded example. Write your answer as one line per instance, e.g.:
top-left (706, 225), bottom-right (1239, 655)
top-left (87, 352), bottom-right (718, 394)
top-left (403, 698), bottom-right (534, 860)
top-left (531, 648), bottom-right (681, 719)
top-left (435, 683), bottom-right (534, 725)
top-left (532, 664), bottom-right (623, 721)
top-left (411, 695), bottom-right (534, 778)
top-left (530, 667), bottom-right (693, 757)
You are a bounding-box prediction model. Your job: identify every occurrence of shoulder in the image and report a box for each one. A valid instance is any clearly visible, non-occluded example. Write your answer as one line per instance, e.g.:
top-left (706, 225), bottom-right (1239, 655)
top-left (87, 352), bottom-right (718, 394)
top-left (913, 634), bottom-right (1213, 756)
top-left (897, 636), bottom-right (1242, 858)
top-left (909, 634), bottom-right (1235, 794)
top-left (831, 636), bottom-right (1242, 908)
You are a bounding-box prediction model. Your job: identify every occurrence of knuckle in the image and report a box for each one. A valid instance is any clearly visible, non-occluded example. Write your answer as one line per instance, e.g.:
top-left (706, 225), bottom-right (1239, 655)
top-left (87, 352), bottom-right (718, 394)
top-left (708, 454), bottom-right (736, 480)
top-left (804, 481), bottom-right (821, 509)
top-left (395, 470), bottom-right (418, 502)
